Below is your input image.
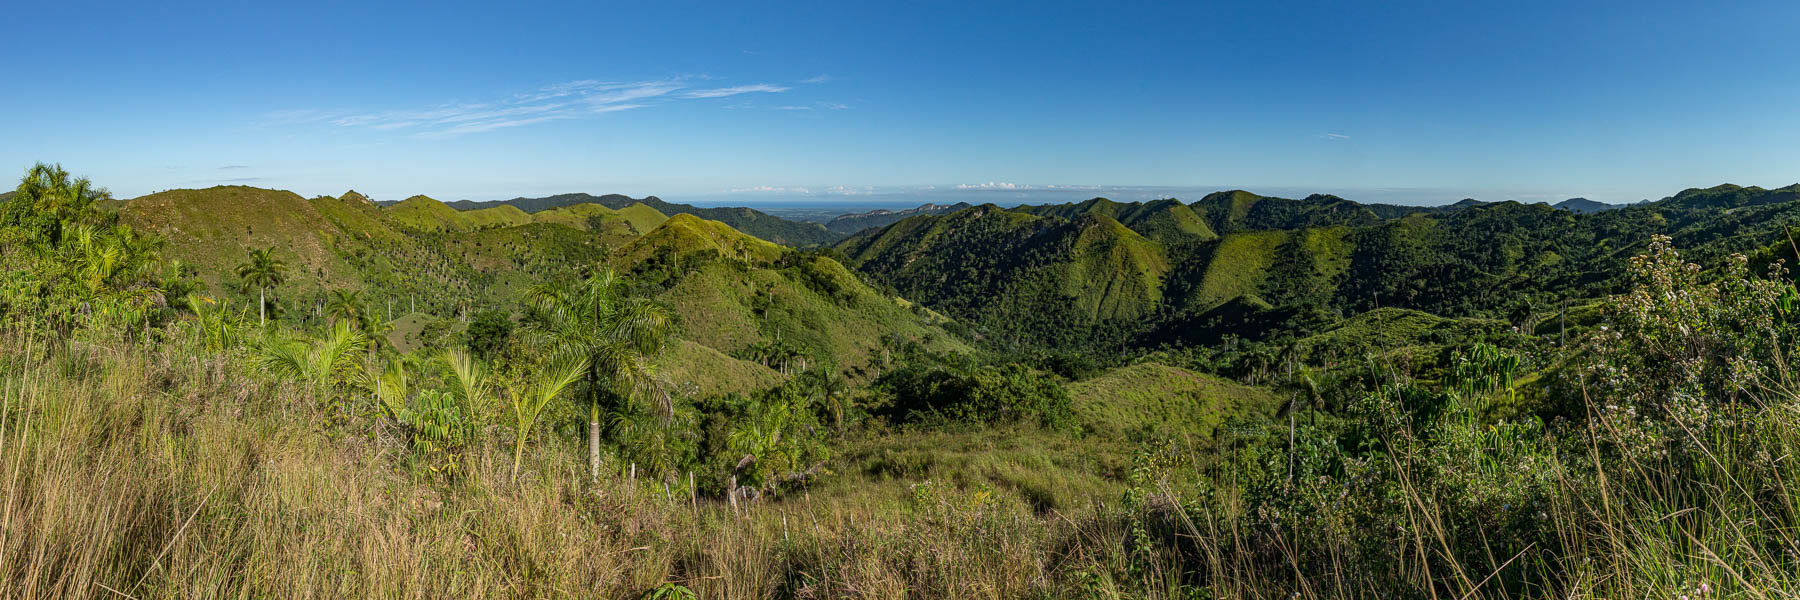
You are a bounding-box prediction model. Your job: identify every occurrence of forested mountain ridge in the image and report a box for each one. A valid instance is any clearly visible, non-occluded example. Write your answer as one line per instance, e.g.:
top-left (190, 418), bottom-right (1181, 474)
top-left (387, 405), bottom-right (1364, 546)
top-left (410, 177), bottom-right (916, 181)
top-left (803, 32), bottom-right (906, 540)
top-left (841, 183), bottom-right (1800, 348)
top-left (447, 192), bottom-right (842, 246)
top-left (111, 185), bottom-right (953, 373)
top-left (824, 202), bottom-right (972, 234)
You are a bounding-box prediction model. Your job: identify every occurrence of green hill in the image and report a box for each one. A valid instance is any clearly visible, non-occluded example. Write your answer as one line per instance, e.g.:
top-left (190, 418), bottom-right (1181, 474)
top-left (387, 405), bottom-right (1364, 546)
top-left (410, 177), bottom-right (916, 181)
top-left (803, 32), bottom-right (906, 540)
top-left (1070, 362), bottom-right (1280, 438)
top-left (529, 201), bottom-right (667, 236)
top-left (614, 202), bottom-right (670, 233)
top-left (825, 202), bottom-right (971, 234)
top-left (462, 204), bottom-right (533, 229)
top-left (1190, 190), bottom-right (1387, 233)
top-left (120, 187), bottom-right (619, 323)
top-left (615, 213), bottom-right (785, 267)
top-left (123, 186), bottom-right (372, 293)
top-left (385, 195), bottom-right (471, 232)
top-left (619, 214), bottom-right (968, 370)
top-left (837, 205), bottom-right (1172, 345)
top-left (1016, 197), bottom-right (1217, 243)
top-left (529, 203), bottom-right (635, 236)
top-left (449, 192), bottom-right (841, 246)
top-left (338, 190), bottom-right (374, 206)
top-left (838, 185), bottom-right (1800, 349)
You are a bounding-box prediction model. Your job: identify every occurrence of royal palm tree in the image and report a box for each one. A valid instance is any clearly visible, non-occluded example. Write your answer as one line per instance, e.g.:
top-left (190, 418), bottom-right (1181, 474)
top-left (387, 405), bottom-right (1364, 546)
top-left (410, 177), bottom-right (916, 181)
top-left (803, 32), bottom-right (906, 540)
top-left (522, 267), bottom-right (672, 482)
top-left (235, 247), bottom-right (287, 327)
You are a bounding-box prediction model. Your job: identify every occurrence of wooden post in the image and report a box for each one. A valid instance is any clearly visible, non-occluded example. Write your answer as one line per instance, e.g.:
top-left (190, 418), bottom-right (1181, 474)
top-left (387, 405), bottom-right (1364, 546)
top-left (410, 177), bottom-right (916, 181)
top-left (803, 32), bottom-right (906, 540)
top-left (728, 475), bottom-right (739, 516)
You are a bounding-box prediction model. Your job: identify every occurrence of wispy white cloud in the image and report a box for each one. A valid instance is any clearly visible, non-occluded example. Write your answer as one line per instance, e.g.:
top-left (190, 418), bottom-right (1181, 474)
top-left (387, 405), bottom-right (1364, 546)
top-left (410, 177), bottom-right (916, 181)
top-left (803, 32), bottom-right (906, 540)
top-left (957, 181), bottom-right (1022, 190)
top-left (680, 84), bottom-right (790, 99)
top-left (1320, 132), bottom-right (1350, 140)
top-left (270, 76), bottom-right (838, 138)
top-left (800, 74), bottom-right (831, 84)
top-left (218, 164), bottom-right (250, 170)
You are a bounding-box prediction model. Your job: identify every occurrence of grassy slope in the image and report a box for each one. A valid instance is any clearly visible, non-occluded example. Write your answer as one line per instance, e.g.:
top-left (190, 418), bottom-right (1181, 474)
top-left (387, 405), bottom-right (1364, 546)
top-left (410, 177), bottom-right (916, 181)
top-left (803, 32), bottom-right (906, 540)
top-left (461, 204), bottom-right (533, 229)
top-left (1191, 230), bottom-right (1288, 310)
top-left (625, 214), bottom-right (968, 371)
top-left (1069, 362), bottom-right (1280, 438)
top-left (1057, 216), bottom-right (1170, 321)
top-left (529, 203), bottom-right (633, 236)
top-left (839, 207), bottom-right (1174, 331)
top-left (121, 186), bottom-right (369, 294)
top-left (614, 202), bottom-right (670, 234)
top-left (121, 187), bottom-right (623, 321)
top-left (616, 213), bottom-right (786, 266)
top-left (1017, 197), bottom-right (1218, 243)
top-left (659, 339), bottom-right (785, 398)
top-left (385, 195), bottom-right (470, 232)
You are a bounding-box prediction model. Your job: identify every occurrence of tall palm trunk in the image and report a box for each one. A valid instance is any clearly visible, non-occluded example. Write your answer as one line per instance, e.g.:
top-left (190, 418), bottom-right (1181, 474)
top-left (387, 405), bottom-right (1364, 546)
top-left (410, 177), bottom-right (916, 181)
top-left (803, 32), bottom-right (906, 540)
top-left (588, 372), bottom-right (602, 482)
top-left (258, 287), bottom-right (267, 327)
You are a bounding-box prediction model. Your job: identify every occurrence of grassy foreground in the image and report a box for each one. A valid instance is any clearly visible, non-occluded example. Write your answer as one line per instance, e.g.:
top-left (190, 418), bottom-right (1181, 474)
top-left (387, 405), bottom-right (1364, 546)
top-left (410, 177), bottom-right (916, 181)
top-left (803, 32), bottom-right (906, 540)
top-left (5, 312), bottom-right (1800, 598)
top-left (0, 330), bottom-right (1182, 599)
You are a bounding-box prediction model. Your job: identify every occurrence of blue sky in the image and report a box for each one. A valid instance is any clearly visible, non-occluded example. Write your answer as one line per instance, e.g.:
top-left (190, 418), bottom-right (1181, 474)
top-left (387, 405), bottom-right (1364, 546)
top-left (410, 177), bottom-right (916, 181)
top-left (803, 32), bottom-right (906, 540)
top-left (4, 0), bottom-right (1799, 207)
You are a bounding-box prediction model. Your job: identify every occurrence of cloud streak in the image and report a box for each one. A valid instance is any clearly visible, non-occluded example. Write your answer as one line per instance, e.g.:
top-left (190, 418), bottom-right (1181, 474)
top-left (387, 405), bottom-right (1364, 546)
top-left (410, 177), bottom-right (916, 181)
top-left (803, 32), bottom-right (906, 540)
top-left (680, 84), bottom-right (789, 99)
top-left (272, 76), bottom-right (819, 138)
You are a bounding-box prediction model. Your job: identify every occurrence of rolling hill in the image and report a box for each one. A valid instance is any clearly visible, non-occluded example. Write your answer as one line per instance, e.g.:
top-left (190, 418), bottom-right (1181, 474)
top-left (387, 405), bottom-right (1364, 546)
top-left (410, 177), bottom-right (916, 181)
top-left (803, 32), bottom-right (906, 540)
top-left (617, 214), bottom-right (968, 371)
top-left (825, 202), bottom-right (972, 234)
top-left (1014, 197), bottom-right (1217, 243)
top-left (838, 185), bottom-right (1800, 348)
top-left (113, 185), bottom-right (965, 391)
top-left (448, 192), bottom-right (841, 246)
top-left (837, 205), bottom-right (1173, 346)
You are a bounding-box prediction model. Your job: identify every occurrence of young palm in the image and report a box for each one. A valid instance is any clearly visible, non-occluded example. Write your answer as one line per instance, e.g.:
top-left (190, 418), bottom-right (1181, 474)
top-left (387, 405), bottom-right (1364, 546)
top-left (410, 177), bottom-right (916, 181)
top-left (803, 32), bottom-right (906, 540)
top-left (506, 356), bottom-right (589, 480)
top-left (361, 308), bottom-right (394, 360)
top-left (235, 247), bottom-right (287, 327)
top-left (325, 289), bottom-right (365, 328)
top-left (522, 267), bottom-right (672, 482)
top-left (252, 320), bottom-right (369, 399)
top-left (803, 365), bottom-right (850, 432)
top-left (444, 347), bottom-right (493, 412)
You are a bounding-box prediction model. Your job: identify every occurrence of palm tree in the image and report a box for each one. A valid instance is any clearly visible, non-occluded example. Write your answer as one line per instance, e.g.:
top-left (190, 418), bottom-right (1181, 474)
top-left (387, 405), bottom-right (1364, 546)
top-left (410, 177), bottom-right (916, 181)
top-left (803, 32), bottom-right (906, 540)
top-left (802, 365), bottom-right (850, 432)
top-left (252, 320), bottom-right (369, 400)
top-left (361, 308), bottom-right (394, 360)
top-left (445, 347), bottom-right (493, 412)
top-left (505, 356), bottom-right (589, 480)
top-left (325, 289), bottom-right (365, 328)
top-left (3, 163), bottom-right (109, 244)
top-left (522, 268), bottom-right (672, 482)
top-left (235, 247), bottom-right (287, 327)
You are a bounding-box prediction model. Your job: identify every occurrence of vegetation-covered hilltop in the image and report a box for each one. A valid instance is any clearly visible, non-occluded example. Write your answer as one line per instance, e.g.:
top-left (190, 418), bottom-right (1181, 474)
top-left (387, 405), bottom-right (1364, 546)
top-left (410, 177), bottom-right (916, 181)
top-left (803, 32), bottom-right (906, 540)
top-left (841, 184), bottom-right (1800, 349)
top-left (5, 163), bottom-right (1800, 598)
top-left (450, 192), bottom-right (843, 246)
top-left (824, 201), bottom-right (971, 234)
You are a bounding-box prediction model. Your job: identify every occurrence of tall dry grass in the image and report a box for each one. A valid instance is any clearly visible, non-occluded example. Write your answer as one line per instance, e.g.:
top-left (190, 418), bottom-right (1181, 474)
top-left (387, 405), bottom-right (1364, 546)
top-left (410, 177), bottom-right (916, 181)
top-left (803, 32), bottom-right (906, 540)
top-left (3, 325), bottom-right (1798, 598)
